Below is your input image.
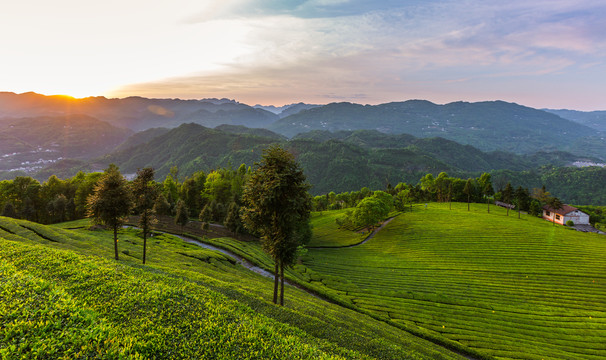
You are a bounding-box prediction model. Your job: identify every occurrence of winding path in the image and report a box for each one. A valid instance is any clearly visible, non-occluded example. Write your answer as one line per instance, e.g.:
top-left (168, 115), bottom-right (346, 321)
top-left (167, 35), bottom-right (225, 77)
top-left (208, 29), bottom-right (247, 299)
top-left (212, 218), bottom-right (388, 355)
top-left (169, 233), bottom-right (322, 297)
top-left (173, 233), bottom-right (274, 278)
top-left (308, 215), bottom-right (398, 249)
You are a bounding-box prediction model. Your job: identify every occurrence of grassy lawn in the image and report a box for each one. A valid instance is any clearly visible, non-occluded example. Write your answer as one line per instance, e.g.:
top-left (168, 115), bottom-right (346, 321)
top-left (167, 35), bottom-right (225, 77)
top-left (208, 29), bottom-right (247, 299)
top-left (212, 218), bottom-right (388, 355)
top-left (0, 216), bottom-right (465, 360)
top-left (300, 202), bottom-right (606, 360)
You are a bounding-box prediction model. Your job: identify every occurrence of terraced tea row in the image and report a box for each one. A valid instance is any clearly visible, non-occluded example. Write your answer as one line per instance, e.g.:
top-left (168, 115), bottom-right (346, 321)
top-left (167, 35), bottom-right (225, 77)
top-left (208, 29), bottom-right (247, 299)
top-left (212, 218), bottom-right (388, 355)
top-left (0, 216), bottom-right (465, 360)
top-left (301, 203), bottom-right (606, 359)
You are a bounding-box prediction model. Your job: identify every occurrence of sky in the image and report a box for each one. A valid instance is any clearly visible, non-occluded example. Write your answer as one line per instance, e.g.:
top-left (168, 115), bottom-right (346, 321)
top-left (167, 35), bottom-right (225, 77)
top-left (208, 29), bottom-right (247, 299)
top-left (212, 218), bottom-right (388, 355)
top-left (1, 0), bottom-right (605, 110)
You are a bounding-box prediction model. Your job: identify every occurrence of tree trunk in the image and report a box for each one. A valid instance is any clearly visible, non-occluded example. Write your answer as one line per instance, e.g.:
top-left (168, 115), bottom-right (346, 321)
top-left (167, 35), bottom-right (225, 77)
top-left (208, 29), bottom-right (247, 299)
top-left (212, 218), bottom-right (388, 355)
top-left (273, 260), bottom-right (279, 304)
top-left (487, 198), bottom-right (490, 213)
top-left (142, 224), bottom-right (147, 265)
top-left (280, 261), bottom-right (285, 306)
top-left (113, 225), bottom-right (119, 260)
top-left (467, 195), bottom-right (470, 211)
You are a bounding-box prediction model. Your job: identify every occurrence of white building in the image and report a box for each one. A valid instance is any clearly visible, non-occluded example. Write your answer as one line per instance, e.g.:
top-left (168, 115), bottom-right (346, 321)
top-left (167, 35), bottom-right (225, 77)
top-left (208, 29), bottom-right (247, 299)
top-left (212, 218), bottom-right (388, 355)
top-left (542, 204), bottom-right (590, 225)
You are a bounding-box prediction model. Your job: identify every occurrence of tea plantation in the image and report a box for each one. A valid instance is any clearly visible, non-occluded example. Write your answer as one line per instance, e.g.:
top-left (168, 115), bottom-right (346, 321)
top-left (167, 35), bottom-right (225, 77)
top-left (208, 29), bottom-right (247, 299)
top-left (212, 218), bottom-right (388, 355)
top-left (0, 216), bottom-right (464, 360)
top-left (300, 204), bottom-right (606, 359)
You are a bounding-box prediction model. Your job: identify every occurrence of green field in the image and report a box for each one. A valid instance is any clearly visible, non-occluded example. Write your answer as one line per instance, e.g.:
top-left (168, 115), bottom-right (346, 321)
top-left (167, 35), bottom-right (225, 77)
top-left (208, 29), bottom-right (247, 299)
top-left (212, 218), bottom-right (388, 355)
top-left (300, 202), bottom-right (606, 359)
top-left (4, 202), bottom-right (606, 359)
top-left (0, 216), bottom-right (464, 360)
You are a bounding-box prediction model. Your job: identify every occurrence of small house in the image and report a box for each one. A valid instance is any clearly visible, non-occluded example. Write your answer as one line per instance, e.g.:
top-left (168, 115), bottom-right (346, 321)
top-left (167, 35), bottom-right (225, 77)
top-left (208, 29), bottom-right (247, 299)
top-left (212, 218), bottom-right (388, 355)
top-left (542, 204), bottom-right (590, 225)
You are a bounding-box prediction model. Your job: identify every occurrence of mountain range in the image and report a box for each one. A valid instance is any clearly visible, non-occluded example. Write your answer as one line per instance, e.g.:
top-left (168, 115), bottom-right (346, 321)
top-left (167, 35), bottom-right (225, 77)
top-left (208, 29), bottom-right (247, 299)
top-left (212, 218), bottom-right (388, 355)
top-left (1, 92), bottom-right (604, 201)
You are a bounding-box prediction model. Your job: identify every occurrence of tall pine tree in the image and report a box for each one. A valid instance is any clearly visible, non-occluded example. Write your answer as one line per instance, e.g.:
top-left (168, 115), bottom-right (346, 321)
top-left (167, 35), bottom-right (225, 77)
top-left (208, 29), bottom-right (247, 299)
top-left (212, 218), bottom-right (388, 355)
top-left (87, 164), bottom-right (132, 260)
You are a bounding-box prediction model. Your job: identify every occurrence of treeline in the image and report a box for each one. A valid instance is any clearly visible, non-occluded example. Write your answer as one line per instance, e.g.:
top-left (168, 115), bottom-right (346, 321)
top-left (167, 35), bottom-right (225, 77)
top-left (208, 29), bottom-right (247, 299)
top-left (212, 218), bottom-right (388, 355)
top-left (0, 165), bottom-right (251, 234)
top-left (313, 171), bottom-right (547, 218)
top-left (0, 167), bottom-right (585, 229)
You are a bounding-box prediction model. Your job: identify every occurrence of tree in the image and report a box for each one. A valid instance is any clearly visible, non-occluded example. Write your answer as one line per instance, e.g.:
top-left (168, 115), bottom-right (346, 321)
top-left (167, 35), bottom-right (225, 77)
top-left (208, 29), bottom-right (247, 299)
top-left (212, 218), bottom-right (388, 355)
top-left (198, 202), bottom-right (213, 231)
top-left (87, 164), bottom-right (132, 260)
top-left (153, 193), bottom-right (172, 216)
top-left (132, 167), bottom-right (158, 264)
top-left (162, 173), bottom-right (179, 206)
top-left (352, 196), bottom-right (390, 230)
top-left (514, 186), bottom-right (529, 219)
top-left (531, 185), bottom-right (551, 204)
top-left (478, 173), bottom-right (494, 213)
top-left (546, 197), bottom-right (564, 226)
top-left (502, 182), bottom-right (513, 216)
top-left (2, 201), bottom-right (17, 218)
top-left (174, 199), bottom-right (189, 234)
top-left (49, 194), bottom-right (67, 223)
top-left (463, 178), bottom-right (472, 211)
top-left (529, 200), bottom-right (542, 217)
top-left (241, 145), bottom-right (311, 305)
top-left (224, 201), bottom-right (244, 234)
top-left (448, 181), bottom-right (453, 210)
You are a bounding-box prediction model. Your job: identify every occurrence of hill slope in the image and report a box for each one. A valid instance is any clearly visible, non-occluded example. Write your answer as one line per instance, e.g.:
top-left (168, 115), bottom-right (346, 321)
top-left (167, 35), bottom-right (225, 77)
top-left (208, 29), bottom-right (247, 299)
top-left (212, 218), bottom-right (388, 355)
top-left (299, 204), bottom-right (606, 359)
top-left (37, 123), bottom-right (599, 199)
top-left (546, 109), bottom-right (606, 132)
top-left (0, 216), bottom-right (465, 360)
top-left (0, 115), bottom-right (133, 173)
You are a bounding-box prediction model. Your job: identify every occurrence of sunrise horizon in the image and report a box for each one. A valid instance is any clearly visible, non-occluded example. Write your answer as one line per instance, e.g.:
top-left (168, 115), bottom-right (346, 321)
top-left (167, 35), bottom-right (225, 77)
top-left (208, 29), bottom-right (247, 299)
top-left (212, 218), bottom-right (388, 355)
top-left (2, 1), bottom-right (605, 112)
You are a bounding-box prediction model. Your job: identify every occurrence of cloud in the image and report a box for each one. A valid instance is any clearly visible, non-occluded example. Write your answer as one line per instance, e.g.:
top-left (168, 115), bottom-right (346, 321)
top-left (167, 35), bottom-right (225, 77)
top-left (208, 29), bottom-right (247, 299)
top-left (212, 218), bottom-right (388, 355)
top-left (184, 0), bottom-right (416, 22)
top-left (110, 0), bottom-right (606, 109)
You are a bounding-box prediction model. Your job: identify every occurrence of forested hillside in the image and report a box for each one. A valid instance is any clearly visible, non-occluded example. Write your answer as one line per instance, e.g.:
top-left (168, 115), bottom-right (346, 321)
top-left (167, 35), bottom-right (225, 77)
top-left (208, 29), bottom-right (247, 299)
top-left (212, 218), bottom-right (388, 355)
top-left (270, 100), bottom-right (599, 156)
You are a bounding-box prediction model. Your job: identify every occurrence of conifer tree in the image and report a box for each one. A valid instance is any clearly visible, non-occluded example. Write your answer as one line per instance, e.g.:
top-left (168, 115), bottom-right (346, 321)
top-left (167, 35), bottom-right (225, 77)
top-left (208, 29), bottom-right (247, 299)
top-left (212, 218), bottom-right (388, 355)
top-left (463, 178), bottom-right (472, 211)
top-left (174, 199), bottom-right (189, 234)
top-left (132, 167), bottom-right (158, 264)
top-left (241, 145), bottom-right (311, 305)
top-left (87, 164), bottom-right (132, 260)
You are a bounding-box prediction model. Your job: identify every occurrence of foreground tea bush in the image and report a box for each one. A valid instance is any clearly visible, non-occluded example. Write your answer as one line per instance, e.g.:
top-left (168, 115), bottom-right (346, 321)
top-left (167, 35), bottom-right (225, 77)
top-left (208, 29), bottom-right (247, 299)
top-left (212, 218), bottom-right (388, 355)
top-left (0, 216), bottom-right (465, 360)
top-left (0, 240), bottom-right (354, 359)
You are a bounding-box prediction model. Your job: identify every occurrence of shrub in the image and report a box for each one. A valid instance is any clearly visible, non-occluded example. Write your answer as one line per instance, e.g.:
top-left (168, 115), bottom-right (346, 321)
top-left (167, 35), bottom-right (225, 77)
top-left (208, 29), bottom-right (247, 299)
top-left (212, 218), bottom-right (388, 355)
top-left (566, 220), bottom-right (574, 226)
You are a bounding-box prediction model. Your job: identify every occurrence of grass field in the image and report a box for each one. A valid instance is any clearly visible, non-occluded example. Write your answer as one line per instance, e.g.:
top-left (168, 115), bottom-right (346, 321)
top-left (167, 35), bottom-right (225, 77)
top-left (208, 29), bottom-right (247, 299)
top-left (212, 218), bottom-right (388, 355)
top-left (0, 216), bottom-right (465, 360)
top-left (300, 202), bottom-right (606, 360)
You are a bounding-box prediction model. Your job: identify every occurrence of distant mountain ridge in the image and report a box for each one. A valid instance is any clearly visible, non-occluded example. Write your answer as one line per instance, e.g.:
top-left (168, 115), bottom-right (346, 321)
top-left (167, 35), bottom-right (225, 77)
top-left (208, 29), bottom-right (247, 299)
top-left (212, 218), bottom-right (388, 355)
top-left (1, 92), bottom-right (604, 161)
top-left (0, 92), bottom-right (279, 131)
top-left (271, 100), bottom-right (600, 156)
top-left (544, 109), bottom-right (606, 132)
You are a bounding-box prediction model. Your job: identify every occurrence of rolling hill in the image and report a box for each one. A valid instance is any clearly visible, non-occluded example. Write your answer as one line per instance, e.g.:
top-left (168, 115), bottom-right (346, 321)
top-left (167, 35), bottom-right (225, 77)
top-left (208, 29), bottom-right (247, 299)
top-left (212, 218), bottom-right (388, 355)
top-left (88, 124), bottom-right (599, 198)
top-left (0, 216), bottom-right (465, 360)
top-left (297, 204), bottom-right (606, 359)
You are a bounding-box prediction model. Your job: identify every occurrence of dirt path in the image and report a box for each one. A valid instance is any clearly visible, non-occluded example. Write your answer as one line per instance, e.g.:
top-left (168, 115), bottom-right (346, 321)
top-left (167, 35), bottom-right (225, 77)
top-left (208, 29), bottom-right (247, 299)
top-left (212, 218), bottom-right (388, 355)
top-left (308, 215), bottom-right (398, 249)
top-left (173, 233), bottom-right (274, 278)
top-left (164, 232), bottom-right (323, 299)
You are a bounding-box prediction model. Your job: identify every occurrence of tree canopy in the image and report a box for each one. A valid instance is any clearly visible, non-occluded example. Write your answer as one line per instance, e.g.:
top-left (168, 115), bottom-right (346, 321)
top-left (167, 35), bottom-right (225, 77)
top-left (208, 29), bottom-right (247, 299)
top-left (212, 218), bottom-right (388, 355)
top-left (241, 145), bottom-right (311, 305)
top-left (86, 164), bottom-right (132, 260)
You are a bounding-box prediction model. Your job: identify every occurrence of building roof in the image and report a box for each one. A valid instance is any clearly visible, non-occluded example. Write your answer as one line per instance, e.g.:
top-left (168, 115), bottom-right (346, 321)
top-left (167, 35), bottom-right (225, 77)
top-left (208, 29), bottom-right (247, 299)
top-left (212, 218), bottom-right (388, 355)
top-left (542, 204), bottom-right (578, 216)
